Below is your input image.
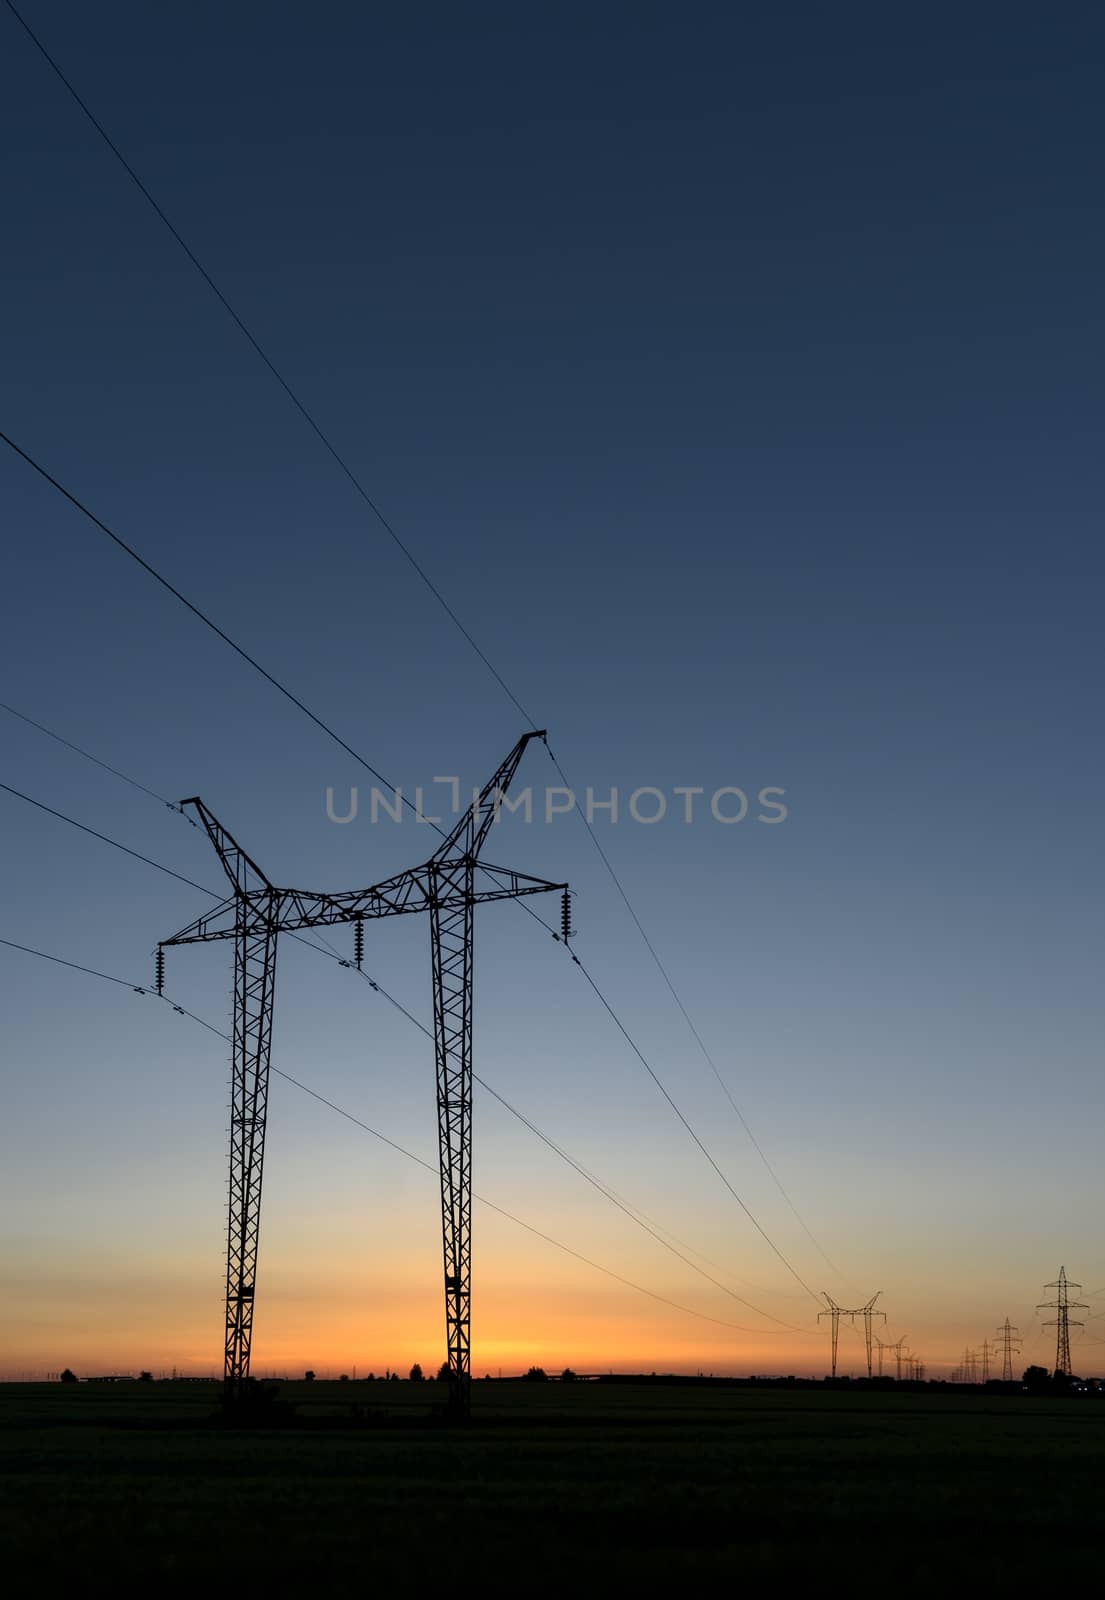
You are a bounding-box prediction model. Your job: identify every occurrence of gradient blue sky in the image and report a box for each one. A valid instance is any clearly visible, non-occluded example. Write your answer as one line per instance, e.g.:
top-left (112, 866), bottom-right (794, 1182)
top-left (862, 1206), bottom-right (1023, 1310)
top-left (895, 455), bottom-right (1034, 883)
top-left (1, 1), bottom-right (1103, 1378)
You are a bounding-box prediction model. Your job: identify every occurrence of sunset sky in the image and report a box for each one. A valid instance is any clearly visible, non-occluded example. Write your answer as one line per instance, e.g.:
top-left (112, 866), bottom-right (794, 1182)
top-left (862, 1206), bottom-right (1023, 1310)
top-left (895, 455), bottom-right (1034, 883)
top-left (1, 3), bottom-right (1103, 1381)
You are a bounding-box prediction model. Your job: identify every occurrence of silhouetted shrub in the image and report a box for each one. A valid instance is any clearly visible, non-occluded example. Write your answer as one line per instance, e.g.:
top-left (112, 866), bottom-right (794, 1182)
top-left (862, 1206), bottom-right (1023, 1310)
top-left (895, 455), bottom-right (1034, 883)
top-left (223, 1378), bottom-right (289, 1426)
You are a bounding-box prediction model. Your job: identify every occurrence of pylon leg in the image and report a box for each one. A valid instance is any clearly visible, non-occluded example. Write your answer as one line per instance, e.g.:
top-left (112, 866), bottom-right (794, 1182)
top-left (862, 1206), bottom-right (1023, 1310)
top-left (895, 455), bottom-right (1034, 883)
top-left (430, 862), bottom-right (474, 1421)
top-left (224, 904), bottom-right (278, 1404)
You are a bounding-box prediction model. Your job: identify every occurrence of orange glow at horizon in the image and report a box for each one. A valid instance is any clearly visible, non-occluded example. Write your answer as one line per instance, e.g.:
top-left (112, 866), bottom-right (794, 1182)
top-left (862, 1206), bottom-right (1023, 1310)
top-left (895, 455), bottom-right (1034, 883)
top-left (2, 1250), bottom-right (1043, 1382)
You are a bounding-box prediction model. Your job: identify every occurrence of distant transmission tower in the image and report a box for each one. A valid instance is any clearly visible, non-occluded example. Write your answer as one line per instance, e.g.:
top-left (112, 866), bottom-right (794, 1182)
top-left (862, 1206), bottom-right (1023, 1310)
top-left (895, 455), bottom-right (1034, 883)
top-left (819, 1293), bottom-right (886, 1378)
top-left (995, 1317), bottom-right (1022, 1382)
top-left (979, 1338), bottom-right (991, 1384)
top-left (884, 1336), bottom-right (908, 1381)
top-left (1038, 1266), bottom-right (1088, 1376)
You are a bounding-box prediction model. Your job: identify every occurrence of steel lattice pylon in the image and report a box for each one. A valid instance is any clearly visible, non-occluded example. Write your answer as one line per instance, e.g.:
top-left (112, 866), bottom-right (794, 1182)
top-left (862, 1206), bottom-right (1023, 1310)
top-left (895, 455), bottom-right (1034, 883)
top-left (818, 1292), bottom-right (885, 1378)
top-left (1038, 1267), bottom-right (1087, 1377)
top-left (430, 860), bottom-right (475, 1415)
top-left (157, 733), bottom-right (563, 1415)
top-left (885, 1335), bottom-right (909, 1381)
top-left (995, 1317), bottom-right (1022, 1383)
top-left (225, 910), bottom-right (278, 1391)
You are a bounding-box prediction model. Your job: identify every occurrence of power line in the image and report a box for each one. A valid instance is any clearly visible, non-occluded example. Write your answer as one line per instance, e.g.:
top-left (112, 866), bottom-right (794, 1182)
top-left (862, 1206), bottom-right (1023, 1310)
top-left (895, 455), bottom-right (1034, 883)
top-left (0, 934), bottom-right (140, 991)
top-left (0, 429), bottom-right (416, 817)
top-left (0, 700), bottom-right (807, 1307)
top-left (0, 699), bottom-right (194, 819)
top-left (0, 780), bottom-right (210, 894)
top-left (0, 1), bottom-right (841, 1282)
top-left (336, 950), bottom-right (808, 1320)
top-left (0, 696), bottom-right (415, 987)
top-left (345, 954), bottom-right (802, 1316)
top-left (0, 774), bottom-right (810, 1332)
top-left (570, 941), bottom-right (821, 1306)
top-left (542, 740), bottom-right (842, 1281)
top-left (0, 932), bottom-right (817, 1342)
top-left (0, 428), bottom-right (828, 1301)
top-left (469, 1065), bottom-right (807, 1328)
top-left (1, 0), bottom-right (533, 731)
top-left (0, 772), bottom-right (398, 981)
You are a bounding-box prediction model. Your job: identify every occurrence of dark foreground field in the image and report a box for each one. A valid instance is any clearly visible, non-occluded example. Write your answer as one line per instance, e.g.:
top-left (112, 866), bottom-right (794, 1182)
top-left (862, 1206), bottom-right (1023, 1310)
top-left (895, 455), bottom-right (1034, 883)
top-left (2, 1379), bottom-right (1103, 1591)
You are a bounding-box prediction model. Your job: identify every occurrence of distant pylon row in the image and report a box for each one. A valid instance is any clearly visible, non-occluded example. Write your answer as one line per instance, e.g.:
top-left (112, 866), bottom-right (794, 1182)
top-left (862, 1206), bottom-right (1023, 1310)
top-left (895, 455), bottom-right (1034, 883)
top-left (874, 1334), bottom-right (914, 1381)
top-left (931, 1265), bottom-right (1083, 1386)
top-left (816, 1294), bottom-right (928, 1381)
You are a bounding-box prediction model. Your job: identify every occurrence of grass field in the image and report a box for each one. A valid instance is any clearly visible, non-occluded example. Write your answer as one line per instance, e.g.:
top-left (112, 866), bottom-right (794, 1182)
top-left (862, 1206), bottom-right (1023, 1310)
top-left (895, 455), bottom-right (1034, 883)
top-left (3, 1379), bottom-right (1103, 1590)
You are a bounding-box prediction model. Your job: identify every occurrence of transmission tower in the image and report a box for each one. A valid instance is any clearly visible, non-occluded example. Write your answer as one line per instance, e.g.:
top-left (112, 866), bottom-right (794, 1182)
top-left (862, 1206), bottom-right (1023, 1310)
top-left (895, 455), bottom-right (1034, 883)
top-left (979, 1338), bottom-right (991, 1384)
top-left (995, 1317), bottom-right (1022, 1382)
top-left (1037, 1266), bottom-right (1088, 1376)
top-left (889, 1336), bottom-right (909, 1381)
top-left (158, 732), bottom-right (564, 1416)
top-left (818, 1292), bottom-right (885, 1377)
